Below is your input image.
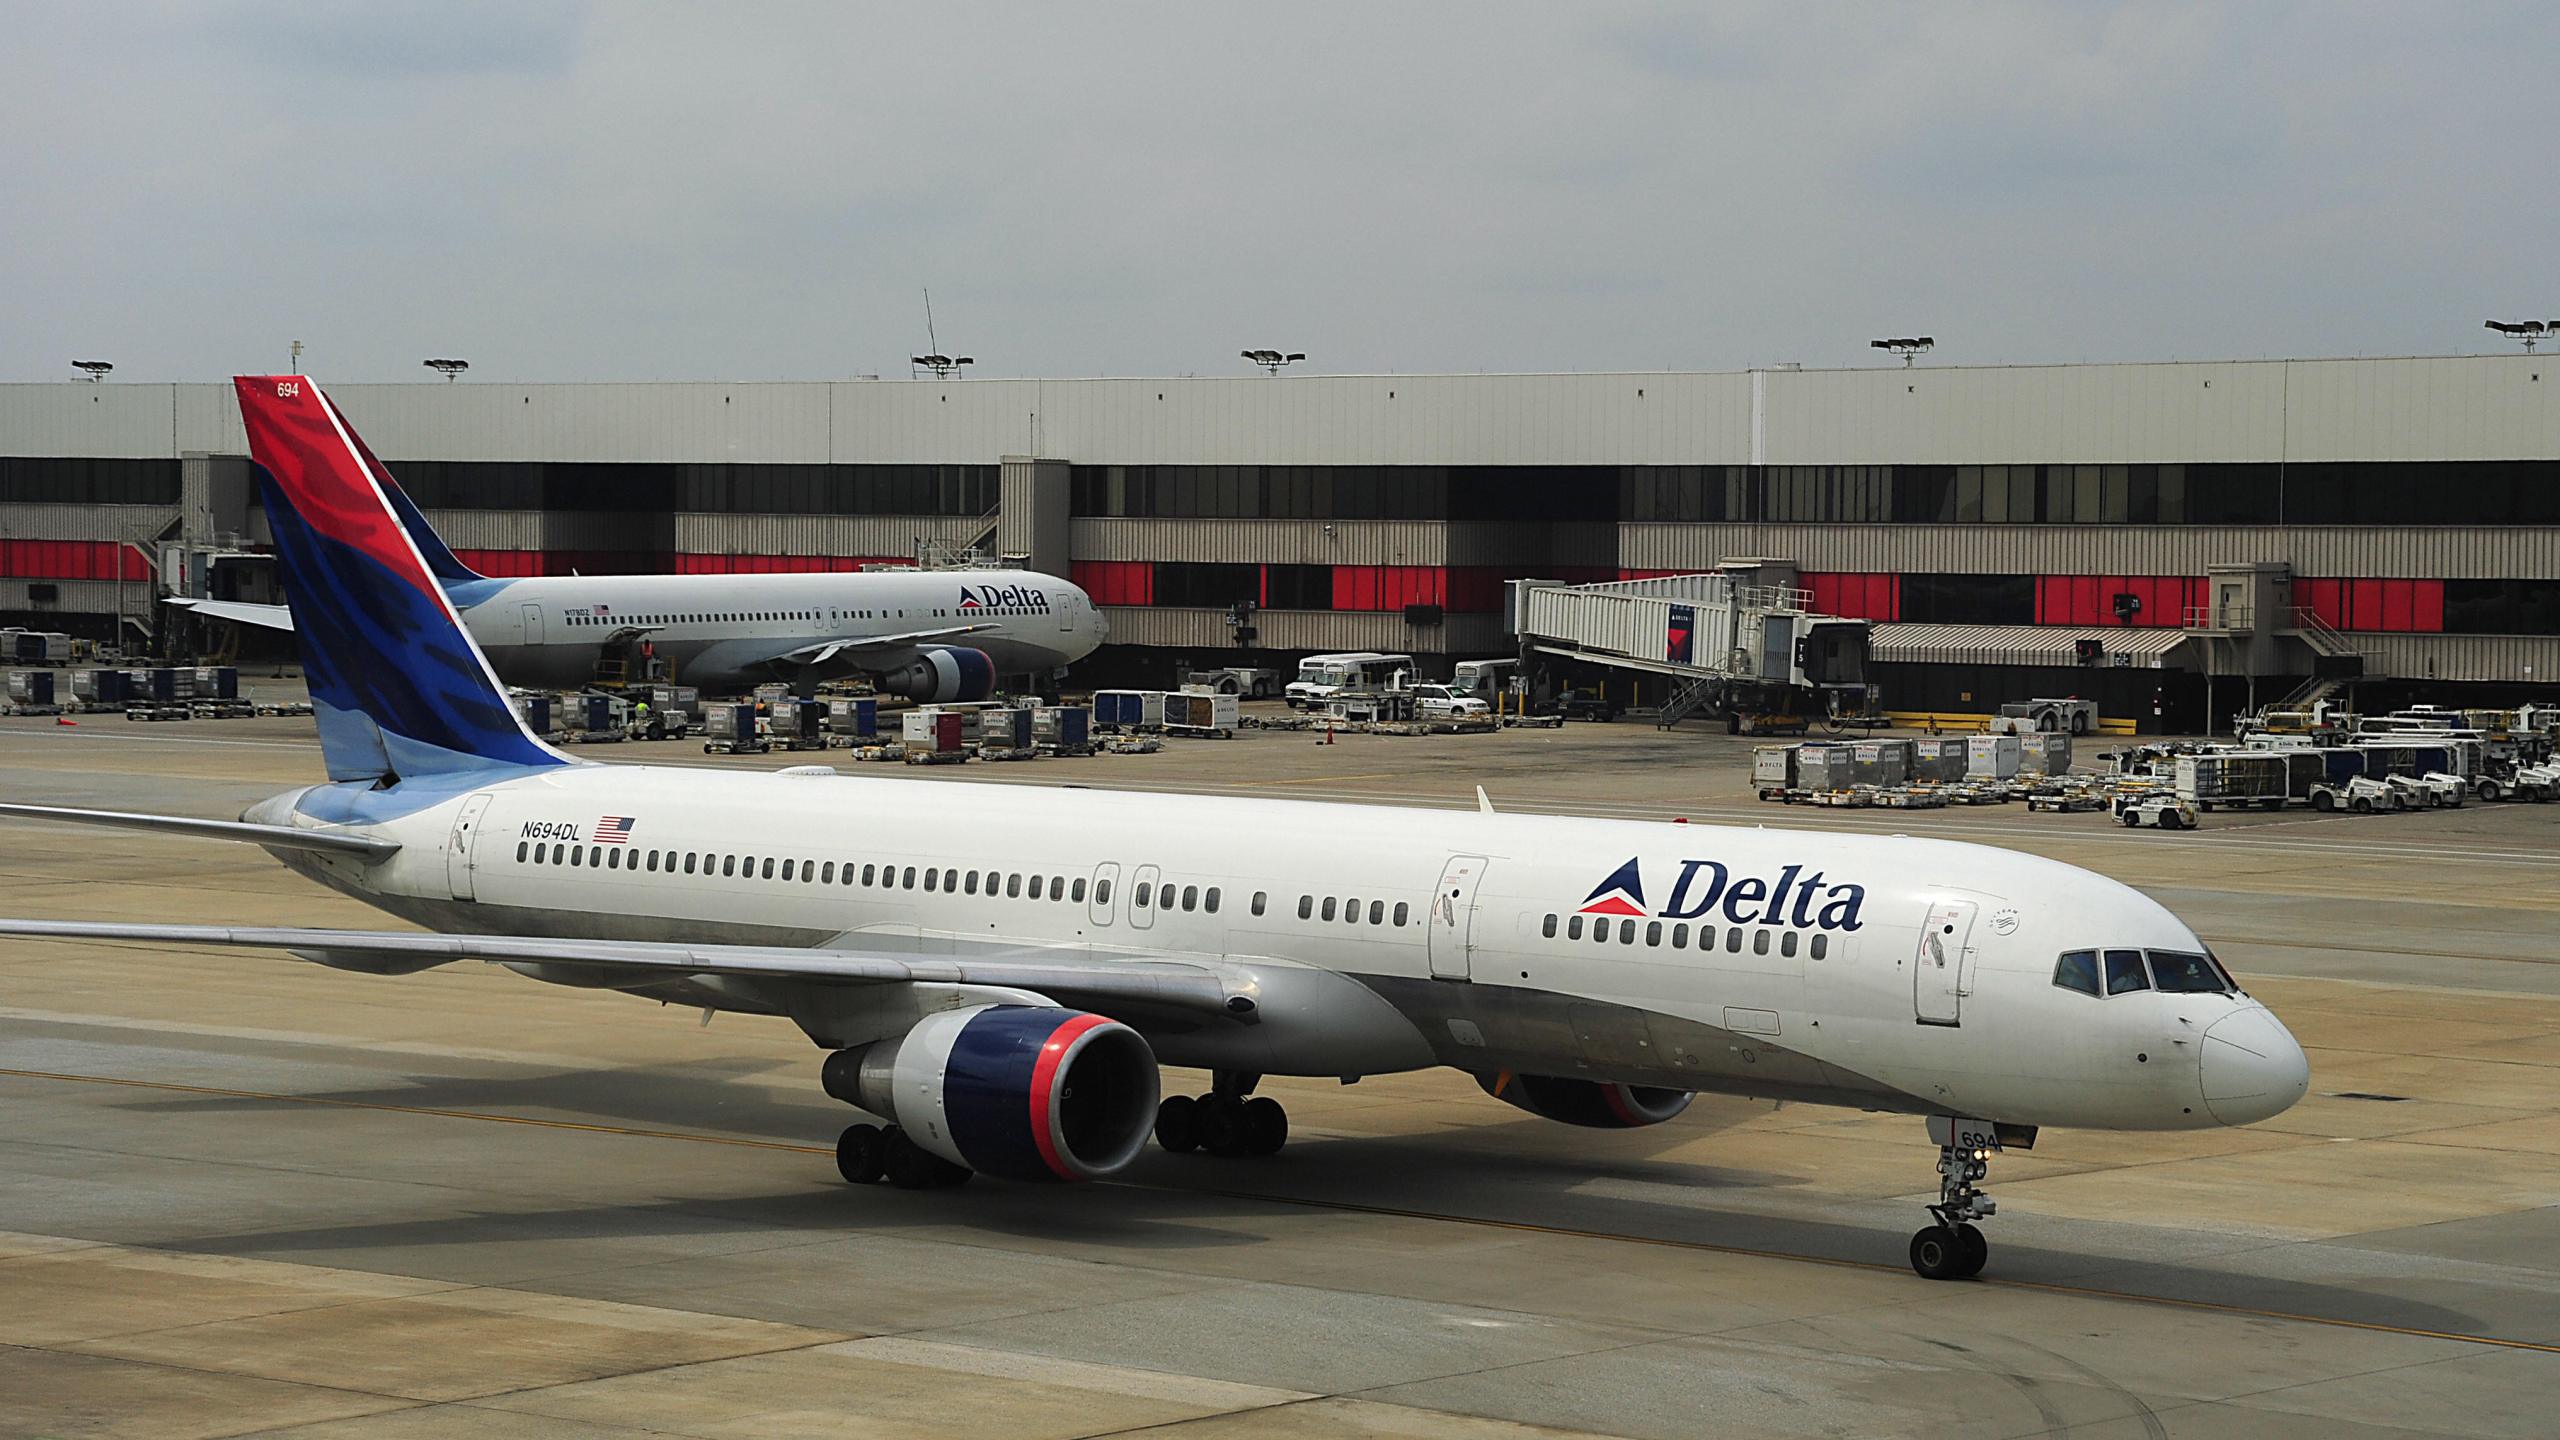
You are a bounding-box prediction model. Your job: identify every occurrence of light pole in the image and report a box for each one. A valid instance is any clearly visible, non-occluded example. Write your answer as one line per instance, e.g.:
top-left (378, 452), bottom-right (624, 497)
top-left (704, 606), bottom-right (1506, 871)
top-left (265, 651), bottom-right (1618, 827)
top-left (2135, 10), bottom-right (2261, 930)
top-left (2485, 320), bottom-right (2552, 353)
top-left (71, 360), bottom-right (112, 383)
top-left (423, 358), bottom-right (469, 381)
top-left (1242, 349), bottom-right (1305, 375)
top-left (910, 353), bottom-right (973, 379)
top-left (1869, 337), bottom-right (1934, 367)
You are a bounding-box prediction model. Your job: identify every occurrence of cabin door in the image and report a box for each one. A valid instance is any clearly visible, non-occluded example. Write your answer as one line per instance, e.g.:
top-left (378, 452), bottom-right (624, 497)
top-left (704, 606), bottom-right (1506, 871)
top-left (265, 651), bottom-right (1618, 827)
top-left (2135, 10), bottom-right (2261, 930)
top-left (1914, 896), bottom-right (1977, 1026)
top-left (520, 604), bottom-right (545, 645)
top-left (1427, 854), bottom-right (1489, 981)
top-left (445, 793), bottom-right (494, 902)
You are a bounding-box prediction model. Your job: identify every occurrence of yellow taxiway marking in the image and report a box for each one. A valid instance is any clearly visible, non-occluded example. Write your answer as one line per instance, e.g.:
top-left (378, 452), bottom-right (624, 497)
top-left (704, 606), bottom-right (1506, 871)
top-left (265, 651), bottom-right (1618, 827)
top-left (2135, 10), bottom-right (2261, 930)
top-left (6, 1063), bottom-right (2556, 1357)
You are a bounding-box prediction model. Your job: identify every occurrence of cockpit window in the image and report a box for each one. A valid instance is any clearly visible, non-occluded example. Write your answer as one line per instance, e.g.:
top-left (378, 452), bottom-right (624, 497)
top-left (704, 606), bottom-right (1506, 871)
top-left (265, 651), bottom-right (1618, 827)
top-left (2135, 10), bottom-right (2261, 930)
top-left (2148, 950), bottom-right (2234, 994)
top-left (2053, 950), bottom-right (2100, 997)
top-left (2103, 949), bottom-right (2151, 995)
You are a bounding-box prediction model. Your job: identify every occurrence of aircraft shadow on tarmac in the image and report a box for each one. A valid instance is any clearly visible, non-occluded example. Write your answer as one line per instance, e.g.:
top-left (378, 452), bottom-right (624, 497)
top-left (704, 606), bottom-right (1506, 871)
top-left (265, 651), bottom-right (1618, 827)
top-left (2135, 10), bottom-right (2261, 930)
top-left (78, 1061), bottom-right (2516, 1343)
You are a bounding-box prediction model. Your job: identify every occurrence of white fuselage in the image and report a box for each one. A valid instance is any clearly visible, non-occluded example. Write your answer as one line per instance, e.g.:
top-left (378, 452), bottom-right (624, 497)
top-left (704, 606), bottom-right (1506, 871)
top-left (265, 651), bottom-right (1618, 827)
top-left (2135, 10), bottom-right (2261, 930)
top-left (458, 569), bottom-right (1106, 690)
top-left (253, 765), bottom-right (2306, 1135)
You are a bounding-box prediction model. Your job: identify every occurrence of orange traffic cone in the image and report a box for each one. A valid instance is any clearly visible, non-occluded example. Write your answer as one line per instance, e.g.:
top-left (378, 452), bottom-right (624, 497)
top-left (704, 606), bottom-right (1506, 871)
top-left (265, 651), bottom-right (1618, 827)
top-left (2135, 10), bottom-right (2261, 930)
top-left (54, 715), bottom-right (78, 726)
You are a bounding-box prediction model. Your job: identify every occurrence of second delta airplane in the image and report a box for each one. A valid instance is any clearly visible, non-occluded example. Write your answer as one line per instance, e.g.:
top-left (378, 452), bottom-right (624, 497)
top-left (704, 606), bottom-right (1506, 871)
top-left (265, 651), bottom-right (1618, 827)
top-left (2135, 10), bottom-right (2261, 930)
top-left (170, 385), bottom-right (1105, 699)
top-left (0, 375), bottom-right (2308, 1281)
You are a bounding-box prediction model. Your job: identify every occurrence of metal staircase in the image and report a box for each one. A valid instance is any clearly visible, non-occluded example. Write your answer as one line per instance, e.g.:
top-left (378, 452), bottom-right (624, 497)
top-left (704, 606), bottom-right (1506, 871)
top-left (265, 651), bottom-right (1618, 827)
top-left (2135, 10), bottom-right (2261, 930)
top-left (1657, 675), bottom-right (1720, 729)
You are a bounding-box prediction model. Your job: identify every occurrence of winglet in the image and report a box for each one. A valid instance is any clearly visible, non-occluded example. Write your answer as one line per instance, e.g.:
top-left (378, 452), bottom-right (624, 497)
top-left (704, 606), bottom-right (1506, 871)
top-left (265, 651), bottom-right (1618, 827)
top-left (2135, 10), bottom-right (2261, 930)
top-left (1477, 785), bottom-right (1495, 814)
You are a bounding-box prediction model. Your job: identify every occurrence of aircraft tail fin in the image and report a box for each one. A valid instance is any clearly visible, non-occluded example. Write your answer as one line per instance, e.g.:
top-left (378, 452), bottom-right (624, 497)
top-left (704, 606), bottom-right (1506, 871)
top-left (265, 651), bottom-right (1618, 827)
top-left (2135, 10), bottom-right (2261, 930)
top-left (233, 376), bottom-right (570, 782)
top-left (317, 390), bottom-right (486, 585)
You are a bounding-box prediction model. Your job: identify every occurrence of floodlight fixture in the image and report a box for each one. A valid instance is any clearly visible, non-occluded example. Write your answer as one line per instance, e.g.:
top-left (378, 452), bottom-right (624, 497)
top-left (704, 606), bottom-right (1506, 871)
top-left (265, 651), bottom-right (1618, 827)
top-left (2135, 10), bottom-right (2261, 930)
top-left (1242, 349), bottom-right (1306, 374)
top-left (71, 360), bottom-right (112, 382)
top-left (910, 353), bottom-right (974, 379)
top-left (1870, 337), bottom-right (1935, 367)
top-left (423, 358), bottom-right (470, 381)
top-left (2486, 319), bottom-right (2551, 352)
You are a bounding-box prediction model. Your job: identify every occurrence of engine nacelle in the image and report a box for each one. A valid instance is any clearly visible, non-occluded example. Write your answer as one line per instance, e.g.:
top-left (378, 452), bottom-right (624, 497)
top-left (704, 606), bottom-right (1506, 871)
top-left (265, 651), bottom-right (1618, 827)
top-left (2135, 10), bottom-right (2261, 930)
top-left (1476, 1071), bottom-right (1692, 1129)
top-left (823, 1004), bottom-right (1159, 1182)
top-left (876, 645), bottom-right (996, 703)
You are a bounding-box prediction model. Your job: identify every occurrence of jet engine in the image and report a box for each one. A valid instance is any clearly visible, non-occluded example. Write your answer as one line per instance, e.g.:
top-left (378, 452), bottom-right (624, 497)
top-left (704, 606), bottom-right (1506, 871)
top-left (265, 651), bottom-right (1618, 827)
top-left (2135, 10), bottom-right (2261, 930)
top-left (876, 645), bottom-right (996, 703)
top-left (822, 1004), bottom-right (1159, 1181)
top-left (1476, 1071), bottom-right (1692, 1128)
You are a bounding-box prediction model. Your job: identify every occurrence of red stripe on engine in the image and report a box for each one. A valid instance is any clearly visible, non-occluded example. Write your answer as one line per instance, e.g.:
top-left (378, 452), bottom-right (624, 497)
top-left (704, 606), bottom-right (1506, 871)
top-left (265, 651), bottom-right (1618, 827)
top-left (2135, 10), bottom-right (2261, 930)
top-left (1026, 1013), bottom-right (1113, 1180)
top-left (1601, 1084), bottom-right (1642, 1126)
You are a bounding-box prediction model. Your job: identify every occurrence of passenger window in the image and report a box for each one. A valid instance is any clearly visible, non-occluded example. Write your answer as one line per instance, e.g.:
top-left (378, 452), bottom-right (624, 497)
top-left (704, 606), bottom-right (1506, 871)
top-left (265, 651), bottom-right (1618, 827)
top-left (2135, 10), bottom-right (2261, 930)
top-left (902, 866), bottom-right (916, 888)
top-left (1542, 914), bottom-right (1558, 938)
top-left (784, 859), bottom-right (797, 882)
top-left (1072, 877), bottom-right (1089, 903)
top-left (860, 863), bottom-right (875, 885)
top-left (609, 849), bottom-right (624, 869)
top-left (1753, 929), bottom-right (1770, 955)
top-left (569, 847), bottom-right (583, 868)
top-left (1672, 923), bottom-right (1689, 948)
top-left (965, 871), bottom-right (979, 895)
top-left (2104, 949), bottom-right (2151, 995)
top-left (1392, 901), bottom-right (1407, 926)
top-left (2054, 950), bottom-right (2101, 997)
top-left (1008, 874), bottom-right (1023, 898)
top-left (1253, 891), bottom-right (1268, 917)
top-left (1811, 934), bottom-right (1828, 959)
top-left (587, 846), bottom-right (602, 867)
top-left (821, 861), bottom-right (833, 883)
top-left (1781, 931), bottom-right (1798, 957)
top-left (1181, 885), bottom-right (1197, 911)
top-left (1205, 886), bottom-right (1220, 913)
top-left (684, 853), bottom-right (698, 874)
top-left (515, 841), bottom-right (528, 862)
top-left (1646, 921), bottom-right (1663, 946)
top-left (1345, 899), bottom-right (1360, 924)
top-left (1096, 878), bottom-right (1112, 903)
top-left (1593, 921), bottom-right (1609, 945)
top-left (1298, 895), bottom-right (1312, 919)
top-left (1368, 900), bottom-right (1383, 925)
top-left (1136, 881), bottom-right (1152, 908)
top-left (722, 856), bottom-right (736, 877)
top-left (1567, 915), bottom-right (1583, 939)
top-left (1321, 897), bottom-right (1337, 921)
top-left (1619, 918), bottom-right (1636, 943)
top-left (760, 857), bottom-right (776, 880)
top-left (1725, 928), bottom-right (1743, 953)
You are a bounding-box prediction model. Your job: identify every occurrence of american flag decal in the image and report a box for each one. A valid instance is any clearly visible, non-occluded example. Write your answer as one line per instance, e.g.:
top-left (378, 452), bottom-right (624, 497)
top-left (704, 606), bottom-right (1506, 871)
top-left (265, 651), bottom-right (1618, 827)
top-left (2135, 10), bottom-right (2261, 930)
top-left (594, 816), bottom-right (636, 844)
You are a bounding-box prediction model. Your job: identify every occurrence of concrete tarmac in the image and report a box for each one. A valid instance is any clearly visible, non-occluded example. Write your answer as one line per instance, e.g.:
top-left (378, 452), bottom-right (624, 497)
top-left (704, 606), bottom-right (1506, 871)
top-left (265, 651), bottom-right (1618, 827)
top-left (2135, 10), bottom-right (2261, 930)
top-left (2, 693), bottom-right (2555, 1438)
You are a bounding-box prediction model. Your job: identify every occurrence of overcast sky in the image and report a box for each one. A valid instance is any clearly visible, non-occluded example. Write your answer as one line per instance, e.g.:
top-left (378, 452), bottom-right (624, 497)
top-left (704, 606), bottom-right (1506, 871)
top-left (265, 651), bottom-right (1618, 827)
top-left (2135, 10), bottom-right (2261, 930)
top-left (4, 3), bottom-right (2551, 383)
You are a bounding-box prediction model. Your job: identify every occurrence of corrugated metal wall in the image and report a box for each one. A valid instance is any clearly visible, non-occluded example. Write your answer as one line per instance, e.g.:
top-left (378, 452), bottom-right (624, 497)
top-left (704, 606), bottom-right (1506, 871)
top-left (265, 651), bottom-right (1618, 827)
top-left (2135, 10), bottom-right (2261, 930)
top-left (673, 513), bottom-right (982, 557)
top-left (2345, 633), bottom-right (2560, 684)
top-left (0, 503), bottom-right (179, 542)
top-left (1071, 518), bottom-right (1447, 565)
top-left (1618, 523), bottom-right (2560, 579)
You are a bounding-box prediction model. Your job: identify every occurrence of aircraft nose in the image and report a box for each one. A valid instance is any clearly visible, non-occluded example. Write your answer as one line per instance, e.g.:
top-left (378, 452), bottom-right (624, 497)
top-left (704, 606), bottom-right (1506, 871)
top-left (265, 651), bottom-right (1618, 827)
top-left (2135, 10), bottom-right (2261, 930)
top-left (2200, 1006), bottom-right (2310, 1125)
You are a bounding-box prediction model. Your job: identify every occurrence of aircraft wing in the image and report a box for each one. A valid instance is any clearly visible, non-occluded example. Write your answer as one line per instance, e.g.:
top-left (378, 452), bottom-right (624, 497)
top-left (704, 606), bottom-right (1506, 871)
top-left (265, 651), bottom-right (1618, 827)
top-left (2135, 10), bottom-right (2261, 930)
top-left (0, 919), bottom-right (1248, 1021)
top-left (774, 624), bottom-right (997, 670)
top-left (165, 596), bottom-right (297, 631)
top-left (0, 804), bottom-right (399, 861)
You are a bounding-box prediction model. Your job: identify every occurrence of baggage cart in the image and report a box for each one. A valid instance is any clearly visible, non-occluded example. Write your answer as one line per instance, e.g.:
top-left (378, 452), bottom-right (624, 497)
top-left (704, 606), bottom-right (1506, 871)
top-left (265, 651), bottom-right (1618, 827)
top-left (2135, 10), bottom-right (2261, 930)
top-left (1911, 736), bottom-right (1968, 783)
top-left (2017, 732), bottom-right (2073, 776)
top-left (512, 693), bottom-right (555, 737)
top-left (1164, 689), bottom-right (1239, 738)
top-left (825, 697), bottom-right (879, 741)
top-left (69, 668), bottom-right (130, 707)
top-left (1965, 734), bottom-right (2023, 779)
top-left (1093, 690), bottom-right (1166, 731)
top-left (902, 709), bottom-right (969, 764)
top-left (980, 706), bottom-right (1037, 758)
top-left (1033, 705), bottom-right (1093, 756)
top-left (127, 668), bottom-right (195, 704)
top-left (190, 666), bottom-right (240, 701)
top-left (6, 670), bottom-right (58, 710)
top-left (2174, 752), bottom-right (2289, 811)
top-left (770, 698), bottom-right (829, 750)
top-left (1752, 744), bottom-right (1798, 799)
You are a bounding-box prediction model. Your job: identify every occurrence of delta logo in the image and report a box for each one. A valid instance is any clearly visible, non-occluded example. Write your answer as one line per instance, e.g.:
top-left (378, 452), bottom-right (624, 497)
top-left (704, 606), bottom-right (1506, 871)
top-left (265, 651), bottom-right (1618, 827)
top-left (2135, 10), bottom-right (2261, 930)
top-left (1578, 856), bottom-right (1867, 931)
top-left (957, 583), bottom-right (1051, 613)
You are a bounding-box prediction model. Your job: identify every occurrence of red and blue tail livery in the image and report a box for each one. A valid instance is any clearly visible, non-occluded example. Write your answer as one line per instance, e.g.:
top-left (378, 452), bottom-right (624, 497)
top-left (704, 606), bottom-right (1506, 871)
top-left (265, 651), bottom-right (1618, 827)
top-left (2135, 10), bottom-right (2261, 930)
top-left (234, 376), bottom-right (567, 782)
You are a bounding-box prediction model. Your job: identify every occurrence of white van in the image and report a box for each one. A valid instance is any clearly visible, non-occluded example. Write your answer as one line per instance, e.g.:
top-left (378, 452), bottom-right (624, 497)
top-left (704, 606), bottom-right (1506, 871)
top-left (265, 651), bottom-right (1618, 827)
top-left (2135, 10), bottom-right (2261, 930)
top-left (1284, 652), bottom-right (1415, 708)
top-left (1449, 657), bottom-right (1518, 703)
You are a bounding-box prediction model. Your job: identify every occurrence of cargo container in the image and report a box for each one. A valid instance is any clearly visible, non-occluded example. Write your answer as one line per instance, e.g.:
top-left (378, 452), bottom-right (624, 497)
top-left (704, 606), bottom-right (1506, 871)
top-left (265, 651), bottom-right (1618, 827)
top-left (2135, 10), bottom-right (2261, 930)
top-left (1033, 706), bottom-right (1092, 755)
top-left (190, 665), bottom-right (240, 700)
top-left (512, 693), bottom-right (555, 736)
top-left (1798, 745), bottom-right (1858, 792)
top-left (982, 706), bottom-right (1036, 752)
top-left (126, 668), bottom-right (194, 703)
top-left (1752, 744), bottom-right (1798, 790)
top-left (7, 671), bottom-right (56, 707)
top-left (1165, 690), bottom-right (1240, 737)
top-left (703, 702), bottom-right (765, 754)
top-left (2173, 753), bottom-right (2290, 810)
top-left (562, 693), bottom-right (629, 739)
top-left (6, 631), bottom-right (71, 664)
top-left (1965, 734), bottom-right (2023, 780)
top-left (825, 697), bottom-right (878, 740)
top-left (69, 668), bottom-right (129, 705)
top-left (769, 698), bottom-right (828, 748)
top-left (902, 708), bottom-right (968, 761)
top-left (2018, 732), bottom-right (2073, 776)
top-left (1850, 739), bottom-right (1913, 786)
top-left (1911, 736), bottom-right (1969, 783)
top-left (1093, 689), bottom-right (1166, 731)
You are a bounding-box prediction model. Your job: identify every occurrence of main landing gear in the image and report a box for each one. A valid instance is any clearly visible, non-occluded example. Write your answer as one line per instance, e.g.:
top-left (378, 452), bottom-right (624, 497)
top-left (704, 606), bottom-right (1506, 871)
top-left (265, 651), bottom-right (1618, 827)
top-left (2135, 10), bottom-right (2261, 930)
top-left (1154, 1070), bottom-right (1288, 1158)
top-left (1909, 1118), bottom-right (2002, 1280)
top-left (835, 1122), bottom-right (971, 1190)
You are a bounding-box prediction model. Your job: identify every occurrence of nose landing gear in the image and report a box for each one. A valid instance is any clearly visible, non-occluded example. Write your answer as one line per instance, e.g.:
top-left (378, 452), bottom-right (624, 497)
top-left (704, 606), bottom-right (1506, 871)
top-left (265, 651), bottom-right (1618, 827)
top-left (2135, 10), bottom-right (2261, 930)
top-left (1910, 1116), bottom-right (2018, 1280)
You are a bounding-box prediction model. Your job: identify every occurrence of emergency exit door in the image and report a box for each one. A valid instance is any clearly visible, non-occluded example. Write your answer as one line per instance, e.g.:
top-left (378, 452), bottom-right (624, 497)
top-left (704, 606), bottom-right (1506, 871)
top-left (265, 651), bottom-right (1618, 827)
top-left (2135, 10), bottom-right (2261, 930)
top-left (1914, 896), bottom-right (1977, 1025)
top-left (445, 793), bottom-right (493, 902)
top-left (521, 604), bottom-right (545, 644)
top-left (1428, 855), bottom-right (1489, 981)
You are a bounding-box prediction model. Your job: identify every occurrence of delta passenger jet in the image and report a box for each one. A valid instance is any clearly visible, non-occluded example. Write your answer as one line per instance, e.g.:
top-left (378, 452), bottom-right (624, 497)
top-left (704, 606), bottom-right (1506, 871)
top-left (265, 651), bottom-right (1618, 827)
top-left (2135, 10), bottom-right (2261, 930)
top-left (0, 376), bottom-right (2309, 1281)
top-left (168, 387), bottom-right (1104, 699)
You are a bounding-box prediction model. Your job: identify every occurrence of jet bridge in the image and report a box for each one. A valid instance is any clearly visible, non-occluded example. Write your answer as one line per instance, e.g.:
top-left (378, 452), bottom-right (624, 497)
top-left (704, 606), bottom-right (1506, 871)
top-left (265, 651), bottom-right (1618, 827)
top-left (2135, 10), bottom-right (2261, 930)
top-left (1508, 569), bottom-right (1872, 731)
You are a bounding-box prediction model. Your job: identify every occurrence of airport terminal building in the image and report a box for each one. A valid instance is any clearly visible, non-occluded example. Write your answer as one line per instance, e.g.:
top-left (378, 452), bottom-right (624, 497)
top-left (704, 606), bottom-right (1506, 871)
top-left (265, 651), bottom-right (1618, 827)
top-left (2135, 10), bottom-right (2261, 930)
top-left (4, 354), bottom-right (2555, 723)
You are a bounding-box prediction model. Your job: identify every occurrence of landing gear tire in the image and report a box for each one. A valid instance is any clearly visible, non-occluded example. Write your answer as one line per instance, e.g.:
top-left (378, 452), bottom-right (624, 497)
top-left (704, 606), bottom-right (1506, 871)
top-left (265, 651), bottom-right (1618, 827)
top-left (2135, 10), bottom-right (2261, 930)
top-left (1910, 1226), bottom-right (1969, 1280)
top-left (1198, 1097), bottom-right (1252, 1158)
top-left (882, 1127), bottom-right (971, 1189)
top-left (1154, 1095), bottom-right (1201, 1154)
top-left (1241, 1096), bottom-right (1288, 1156)
top-left (835, 1123), bottom-right (887, 1185)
